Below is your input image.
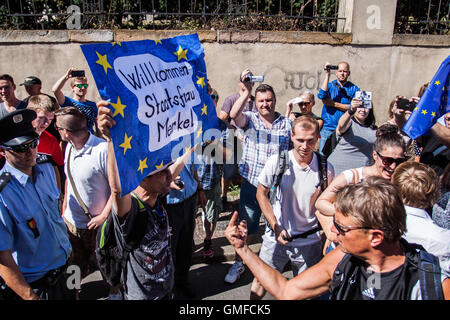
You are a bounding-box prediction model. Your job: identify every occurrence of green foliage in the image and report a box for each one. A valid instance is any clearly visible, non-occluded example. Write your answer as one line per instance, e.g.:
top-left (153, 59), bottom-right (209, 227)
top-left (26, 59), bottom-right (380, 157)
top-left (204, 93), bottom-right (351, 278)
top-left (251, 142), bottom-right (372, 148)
top-left (0, 0), bottom-right (447, 34)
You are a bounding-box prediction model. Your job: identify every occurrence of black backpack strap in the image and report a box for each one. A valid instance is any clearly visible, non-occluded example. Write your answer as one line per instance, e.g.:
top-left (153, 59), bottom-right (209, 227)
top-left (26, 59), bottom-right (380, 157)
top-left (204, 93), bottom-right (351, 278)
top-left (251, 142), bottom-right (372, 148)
top-left (314, 151), bottom-right (328, 191)
top-left (419, 250), bottom-right (444, 300)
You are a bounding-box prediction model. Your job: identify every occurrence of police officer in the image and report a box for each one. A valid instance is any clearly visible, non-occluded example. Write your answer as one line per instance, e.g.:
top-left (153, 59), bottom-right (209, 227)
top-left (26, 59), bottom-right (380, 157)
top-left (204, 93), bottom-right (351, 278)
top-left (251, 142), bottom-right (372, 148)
top-left (0, 109), bottom-right (74, 300)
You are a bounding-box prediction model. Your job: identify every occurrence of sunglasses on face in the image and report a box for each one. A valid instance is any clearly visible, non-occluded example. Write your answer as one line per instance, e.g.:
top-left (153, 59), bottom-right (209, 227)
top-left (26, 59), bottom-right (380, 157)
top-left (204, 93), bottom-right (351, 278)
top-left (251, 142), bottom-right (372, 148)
top-left (211, 94), bottom-right (218, 101)
top-left (3, 138), bottom-right (39, 153)
top-left (376, 151), bottom-right (406, 167)
top-left (333, 215), bottom-right (373, 235)
top-left (299, 102), bottom-right (311, 106)
top-left (75, 84), bottom-right (88, 89)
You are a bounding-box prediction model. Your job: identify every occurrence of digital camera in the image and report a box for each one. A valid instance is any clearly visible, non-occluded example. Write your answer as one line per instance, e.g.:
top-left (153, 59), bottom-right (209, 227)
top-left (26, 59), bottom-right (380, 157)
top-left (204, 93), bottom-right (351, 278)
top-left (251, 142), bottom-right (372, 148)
top-left (354, 91), bottom-right (372, 108)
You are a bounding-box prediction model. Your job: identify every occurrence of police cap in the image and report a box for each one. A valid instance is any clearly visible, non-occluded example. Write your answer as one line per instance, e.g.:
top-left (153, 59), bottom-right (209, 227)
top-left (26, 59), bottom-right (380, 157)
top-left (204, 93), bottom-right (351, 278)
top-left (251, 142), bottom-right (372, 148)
top-left (0, 109), bottom-right (38, 147)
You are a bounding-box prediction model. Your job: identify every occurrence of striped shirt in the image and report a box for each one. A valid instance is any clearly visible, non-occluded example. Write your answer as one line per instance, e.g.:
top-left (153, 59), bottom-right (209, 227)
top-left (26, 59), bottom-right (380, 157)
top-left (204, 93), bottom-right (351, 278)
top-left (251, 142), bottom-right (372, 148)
top-left (239, 111), bottom-right (292, 187)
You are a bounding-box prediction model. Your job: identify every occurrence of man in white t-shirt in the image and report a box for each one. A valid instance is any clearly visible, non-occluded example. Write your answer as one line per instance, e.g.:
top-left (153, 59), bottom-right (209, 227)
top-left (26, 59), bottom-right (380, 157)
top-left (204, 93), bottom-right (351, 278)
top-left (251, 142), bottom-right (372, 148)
top-left (251, 115), bottom-right (334, 299)
top-left (54, 107), bottom-right (112, 280)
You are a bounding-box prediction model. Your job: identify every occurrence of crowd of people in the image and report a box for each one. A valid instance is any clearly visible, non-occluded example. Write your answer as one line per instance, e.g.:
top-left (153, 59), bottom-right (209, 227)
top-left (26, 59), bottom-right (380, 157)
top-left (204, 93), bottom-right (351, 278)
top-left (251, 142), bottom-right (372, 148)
top-left (0, 59), bottom-right (449, 300)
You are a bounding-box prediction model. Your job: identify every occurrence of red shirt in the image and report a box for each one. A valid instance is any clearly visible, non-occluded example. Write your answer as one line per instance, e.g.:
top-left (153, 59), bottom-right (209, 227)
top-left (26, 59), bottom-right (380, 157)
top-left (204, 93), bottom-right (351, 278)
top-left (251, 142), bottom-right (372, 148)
top-left (38, 131), bottom-right (64, 166)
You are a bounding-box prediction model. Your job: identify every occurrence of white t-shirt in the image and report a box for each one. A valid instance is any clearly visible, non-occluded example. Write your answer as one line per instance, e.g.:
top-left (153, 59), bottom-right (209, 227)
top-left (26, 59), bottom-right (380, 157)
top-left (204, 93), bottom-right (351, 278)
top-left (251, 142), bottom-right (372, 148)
top-left (403, 205), bottom-right (450, 276)
top-left (258, 151), bottom-right (334, 246)
top-left (63, 133), bottom-right (110, 229)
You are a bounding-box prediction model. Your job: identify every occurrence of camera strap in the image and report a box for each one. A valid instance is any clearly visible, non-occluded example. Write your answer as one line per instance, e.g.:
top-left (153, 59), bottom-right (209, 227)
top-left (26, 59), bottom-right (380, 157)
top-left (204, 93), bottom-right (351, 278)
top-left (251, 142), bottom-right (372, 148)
top-left (67, 145), bottom-right (92, 220)
top-left (336, 83), bottom-right (351, 101)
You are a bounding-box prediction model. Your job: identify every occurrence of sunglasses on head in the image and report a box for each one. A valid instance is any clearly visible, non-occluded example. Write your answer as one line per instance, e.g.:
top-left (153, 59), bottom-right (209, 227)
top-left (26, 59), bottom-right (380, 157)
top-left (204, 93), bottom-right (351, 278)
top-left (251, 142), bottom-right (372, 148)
top-left (376, 151), bottom-right (406, 167)
top-left (75, 84), bottom-right (88, 89)
top-left (2, 138), bottom-right (38, 153)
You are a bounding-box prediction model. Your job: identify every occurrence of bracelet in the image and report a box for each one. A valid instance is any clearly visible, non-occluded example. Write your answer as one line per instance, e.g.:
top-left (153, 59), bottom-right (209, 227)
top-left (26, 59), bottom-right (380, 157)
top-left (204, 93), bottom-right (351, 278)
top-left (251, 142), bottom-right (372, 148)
top-left (347, 105), bottom-right (356, 115)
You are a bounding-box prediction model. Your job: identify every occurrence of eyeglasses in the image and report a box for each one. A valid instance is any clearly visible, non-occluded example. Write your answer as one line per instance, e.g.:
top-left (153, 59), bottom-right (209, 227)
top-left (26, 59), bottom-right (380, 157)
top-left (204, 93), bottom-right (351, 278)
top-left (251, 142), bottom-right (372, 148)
top-left (376, 151), bottom-right (406, 167)
top-left (2, 138), bottom-right (39, 153)
top-left (75, 84), bottom-right (88, 89)
top-left (54, 123), bottom-right (72, 132)
top-left (333, 216), bottom-right (373, 235)
top-left (211, 94), bottom-right (218, 101)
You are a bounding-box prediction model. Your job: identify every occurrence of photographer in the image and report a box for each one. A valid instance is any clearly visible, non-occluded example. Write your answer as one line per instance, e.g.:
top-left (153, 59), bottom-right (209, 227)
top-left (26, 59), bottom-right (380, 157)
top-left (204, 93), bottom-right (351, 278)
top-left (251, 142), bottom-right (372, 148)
top-left (317, 62), bottom-right (360, 154)
top-left (285, 89), bottom-right (324, 130)
top-left (52, 68), bottom-right (98, 134)
top-left (326, 97), bottom-right (377, 176)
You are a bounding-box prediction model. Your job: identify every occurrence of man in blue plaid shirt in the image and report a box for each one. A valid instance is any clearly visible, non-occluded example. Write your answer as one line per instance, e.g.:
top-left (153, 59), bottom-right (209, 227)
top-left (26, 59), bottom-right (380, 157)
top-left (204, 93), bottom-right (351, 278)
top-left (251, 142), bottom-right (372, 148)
top-left (224, 69), bottom-right (292, 284)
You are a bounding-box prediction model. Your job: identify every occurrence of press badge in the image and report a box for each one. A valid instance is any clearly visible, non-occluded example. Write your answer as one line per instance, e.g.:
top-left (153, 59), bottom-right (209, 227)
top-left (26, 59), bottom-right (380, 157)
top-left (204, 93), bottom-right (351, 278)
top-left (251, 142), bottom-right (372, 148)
top-left (27, 218), bottom-right (40, 238)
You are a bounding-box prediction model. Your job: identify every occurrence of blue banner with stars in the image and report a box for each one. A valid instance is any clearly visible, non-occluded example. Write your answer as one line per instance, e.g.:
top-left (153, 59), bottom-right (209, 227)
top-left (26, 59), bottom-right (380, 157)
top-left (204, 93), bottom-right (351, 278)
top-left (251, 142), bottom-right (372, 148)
top-left (403, 55), bottom-right (450, 140)
top-left (80, 34), bottom-right (219, 196)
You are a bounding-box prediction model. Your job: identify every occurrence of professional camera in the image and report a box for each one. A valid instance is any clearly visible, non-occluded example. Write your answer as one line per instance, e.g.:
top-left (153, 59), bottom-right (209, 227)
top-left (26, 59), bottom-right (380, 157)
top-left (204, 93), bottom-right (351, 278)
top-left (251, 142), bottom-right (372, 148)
top-left (354, 91), bottom-right (372, 108)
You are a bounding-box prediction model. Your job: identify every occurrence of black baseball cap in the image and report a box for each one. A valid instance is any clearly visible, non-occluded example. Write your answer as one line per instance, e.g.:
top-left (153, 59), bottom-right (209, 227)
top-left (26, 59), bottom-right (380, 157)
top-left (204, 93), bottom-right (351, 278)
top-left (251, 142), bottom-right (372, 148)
top-left (20, 76), bottom-right (42, 86)
top-left (0, 109), bottom-right (38, 147)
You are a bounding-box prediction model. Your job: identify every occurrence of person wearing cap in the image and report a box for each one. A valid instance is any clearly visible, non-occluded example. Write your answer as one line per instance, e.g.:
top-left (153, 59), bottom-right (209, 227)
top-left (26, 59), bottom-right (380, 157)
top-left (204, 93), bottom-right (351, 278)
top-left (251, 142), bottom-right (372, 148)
top-left (0, 109), bottom-right (73, 300)
top-left (52, 68), bottom-right (98, 134)
top-left (0, 74), bottom-right (28, 119)
top-left (96, 101), bottom-right (195, 300)
top-left (20, 76), bottom-right (42, 99)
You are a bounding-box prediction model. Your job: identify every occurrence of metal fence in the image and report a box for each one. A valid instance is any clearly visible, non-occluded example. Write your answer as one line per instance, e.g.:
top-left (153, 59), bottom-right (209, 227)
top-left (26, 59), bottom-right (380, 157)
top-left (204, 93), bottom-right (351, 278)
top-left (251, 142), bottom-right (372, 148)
top-left (394, 0), bottom-right (449, 35)
top-left (0, 0), bottom-right (448, 34)
top-left (0, 0), bottom-right (342, 31)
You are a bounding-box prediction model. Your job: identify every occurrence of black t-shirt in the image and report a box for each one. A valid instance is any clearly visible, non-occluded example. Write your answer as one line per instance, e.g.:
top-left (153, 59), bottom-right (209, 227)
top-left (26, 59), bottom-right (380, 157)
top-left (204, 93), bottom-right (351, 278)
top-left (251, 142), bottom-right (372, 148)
top-left (329, 242), bottom-right (440, 300)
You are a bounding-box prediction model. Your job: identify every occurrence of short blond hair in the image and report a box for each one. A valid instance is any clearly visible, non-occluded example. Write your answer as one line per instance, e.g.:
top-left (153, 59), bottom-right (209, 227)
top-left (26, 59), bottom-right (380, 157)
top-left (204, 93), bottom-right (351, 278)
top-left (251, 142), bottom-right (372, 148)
top-left (27, 94), bottom-right (59, 113)
top-left (292, 115), bottom-right (320, 136)
top-left (392, 162), bottom-right (440, 209)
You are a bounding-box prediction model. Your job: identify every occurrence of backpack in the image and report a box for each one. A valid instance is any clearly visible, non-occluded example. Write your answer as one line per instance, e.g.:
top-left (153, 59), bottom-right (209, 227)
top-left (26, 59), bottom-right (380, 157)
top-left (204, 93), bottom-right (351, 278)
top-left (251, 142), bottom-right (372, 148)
top-left (95, 193), bottom-right (148, 287)
top-left (266, 148), bottom-right (329, 236)
top-left (329, 241), bottom-right (444, 300)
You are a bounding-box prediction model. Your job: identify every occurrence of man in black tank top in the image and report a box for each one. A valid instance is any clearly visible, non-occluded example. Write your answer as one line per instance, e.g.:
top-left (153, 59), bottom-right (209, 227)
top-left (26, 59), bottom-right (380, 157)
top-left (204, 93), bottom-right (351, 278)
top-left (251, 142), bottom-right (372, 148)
top-left (225, 176), bottom-right (449, 300)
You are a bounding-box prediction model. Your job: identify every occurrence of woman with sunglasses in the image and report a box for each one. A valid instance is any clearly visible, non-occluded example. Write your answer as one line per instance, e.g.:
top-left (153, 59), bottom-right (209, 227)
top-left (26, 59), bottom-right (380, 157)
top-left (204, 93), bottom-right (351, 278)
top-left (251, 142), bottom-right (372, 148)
top-left (315, 124), bottom-right (406, 251)
top-left (326, 97), bottom-right (377, 176)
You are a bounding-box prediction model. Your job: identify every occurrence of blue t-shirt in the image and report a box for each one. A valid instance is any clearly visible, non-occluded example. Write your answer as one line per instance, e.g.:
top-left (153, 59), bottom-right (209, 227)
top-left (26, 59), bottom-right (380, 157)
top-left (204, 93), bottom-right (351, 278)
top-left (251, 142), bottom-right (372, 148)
top-left (62, 96), bottom-right (98, 133)
top-left (0, 162), bottom-right (71, 282)
top-left (166, 164), bottom-right (198, 204)
top-left (317, 80), bottom-right (360, 131)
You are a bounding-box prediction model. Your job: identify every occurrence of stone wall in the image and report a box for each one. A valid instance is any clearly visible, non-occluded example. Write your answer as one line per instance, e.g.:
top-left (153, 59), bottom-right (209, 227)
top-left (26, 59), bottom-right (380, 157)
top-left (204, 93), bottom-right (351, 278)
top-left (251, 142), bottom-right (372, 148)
top-left (1, 29), bottom-right (448, 124)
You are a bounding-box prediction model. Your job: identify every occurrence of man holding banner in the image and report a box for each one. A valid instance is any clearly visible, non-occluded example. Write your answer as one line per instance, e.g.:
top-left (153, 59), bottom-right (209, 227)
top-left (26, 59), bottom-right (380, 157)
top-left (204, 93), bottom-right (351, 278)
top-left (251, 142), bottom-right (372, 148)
top-left (81, 34), bottom-right (220, 298)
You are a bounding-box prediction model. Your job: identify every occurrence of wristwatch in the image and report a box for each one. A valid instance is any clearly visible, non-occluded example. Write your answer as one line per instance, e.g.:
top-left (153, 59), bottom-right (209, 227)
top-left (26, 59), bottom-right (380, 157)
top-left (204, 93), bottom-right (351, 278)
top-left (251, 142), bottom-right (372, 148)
top-left (347, 104), bottom-right (356, 115)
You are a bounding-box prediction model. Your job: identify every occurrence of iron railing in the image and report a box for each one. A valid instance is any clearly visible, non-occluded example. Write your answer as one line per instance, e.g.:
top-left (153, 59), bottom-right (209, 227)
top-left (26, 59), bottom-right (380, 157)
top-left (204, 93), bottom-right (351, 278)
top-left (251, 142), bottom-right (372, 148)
top-left (394, 0), bottom-right (449, 35)
top-left (0, 0), bottom-right (342, 32)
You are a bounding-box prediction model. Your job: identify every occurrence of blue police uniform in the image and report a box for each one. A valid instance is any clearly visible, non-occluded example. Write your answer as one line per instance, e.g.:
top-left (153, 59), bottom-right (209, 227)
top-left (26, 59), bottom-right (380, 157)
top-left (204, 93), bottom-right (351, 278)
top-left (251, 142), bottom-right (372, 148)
top-left (0, 161), bottom-right (71, 283)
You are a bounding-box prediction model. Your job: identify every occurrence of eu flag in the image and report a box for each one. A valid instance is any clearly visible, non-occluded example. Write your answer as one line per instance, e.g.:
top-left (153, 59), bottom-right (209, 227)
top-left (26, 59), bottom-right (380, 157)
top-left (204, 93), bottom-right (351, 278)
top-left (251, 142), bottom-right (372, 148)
top-left (403, 55), bottom-right (450, 140)
top-left (80, 34), bottom-right (219, 196)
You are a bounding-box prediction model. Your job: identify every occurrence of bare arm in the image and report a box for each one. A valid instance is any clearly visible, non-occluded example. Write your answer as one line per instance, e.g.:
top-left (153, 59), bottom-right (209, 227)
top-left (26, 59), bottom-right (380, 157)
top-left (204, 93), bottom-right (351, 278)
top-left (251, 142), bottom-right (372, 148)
top-left (229, 70), bottom-right (253, 129)
top-left (336, 98), bottom-right (361, 136)
top-left (96, 103), bottom-right (132, 218)
top-left (0, 250), bottom-right (41, 300)
top-left (256, 183), bottom-right (290, 245)
top-left (430, 121), bottom-right (450, 148)
top-left (225, 212), bottom-right (343, 300)
top-left (52, 68), bottom-right (73, 106)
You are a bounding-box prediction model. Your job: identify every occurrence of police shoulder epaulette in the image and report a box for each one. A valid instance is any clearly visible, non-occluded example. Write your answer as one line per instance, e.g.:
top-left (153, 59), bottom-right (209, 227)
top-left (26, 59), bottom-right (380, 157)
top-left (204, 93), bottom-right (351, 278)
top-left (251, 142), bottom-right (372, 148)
top-left (0, 172), bottom-right (11, 192)
top-left (36, 152), bottom-right (52, 165)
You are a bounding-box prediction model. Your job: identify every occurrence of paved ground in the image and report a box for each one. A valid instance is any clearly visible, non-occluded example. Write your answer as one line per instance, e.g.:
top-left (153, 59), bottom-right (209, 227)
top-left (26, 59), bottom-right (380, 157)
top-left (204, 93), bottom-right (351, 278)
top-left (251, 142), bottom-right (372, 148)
top-left (79, 195), bottom-right (273, 300)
